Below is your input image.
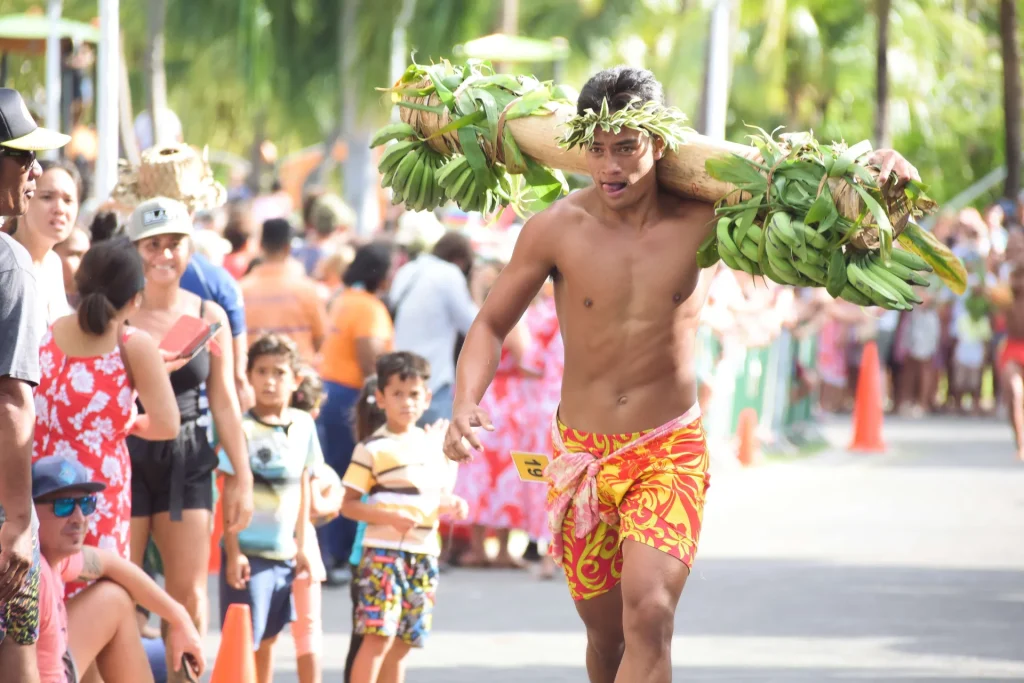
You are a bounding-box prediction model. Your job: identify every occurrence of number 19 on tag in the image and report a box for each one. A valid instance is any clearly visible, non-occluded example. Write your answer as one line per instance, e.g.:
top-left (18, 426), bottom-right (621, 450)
top-left (510, 451), bottom-right (550, 483)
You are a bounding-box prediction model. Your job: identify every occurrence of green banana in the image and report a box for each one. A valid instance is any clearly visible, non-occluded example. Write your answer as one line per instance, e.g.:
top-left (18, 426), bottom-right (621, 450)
top-left (415, 157), bottom-right (433, 210)
top-left (890, 248), bottom-right (933, 273)
top-left (696, 234), bottom-right (721, 269)
top-left (717, 218), bottom-right (755, 272)
top-left (792, 258), bottom-right (827, 284)
top-left (825, 249), bottom-right (848, 298)
top-left (847, 257), bottom-right (904, 308)
top-left (393, 151), bottom-right (421, 203)
top-left (378, 140), bottom-right (420, 176)
top-left (446, 167), bottom-right (474, 202)
top-left (370, 122), bottom-right (419, 148)
top-left (436, 156), bottom-right (468, 187)
top-left (769, 213), bottom-right (807, 259)
top-left (718, 243), bottom-right (742, 271)
top-left (737, 236), bottom-right (760, 263)
top-left (839, 284), bottom-right (873, 306)
top-left (865, 256), bottom-right (923, 305)
top-left (405, 154), bottom-right (427, 209)
top-left (792, 221), bottom-right (829, 250)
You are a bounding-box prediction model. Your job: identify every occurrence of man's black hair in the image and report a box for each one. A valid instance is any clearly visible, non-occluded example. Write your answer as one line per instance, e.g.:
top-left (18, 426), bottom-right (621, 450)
top-left (260, 217), bottom-right (292, 255)
top-left (342, 241), bottom-right (394, 293)
top-left (376, 351), bottom-right (431, 391)
top-left (576, 66), bottom-right (665, 116)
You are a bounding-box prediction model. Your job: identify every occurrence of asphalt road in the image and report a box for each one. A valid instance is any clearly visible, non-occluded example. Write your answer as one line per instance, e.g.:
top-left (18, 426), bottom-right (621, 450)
top-left (202, 414), bottom-right (1024, 682)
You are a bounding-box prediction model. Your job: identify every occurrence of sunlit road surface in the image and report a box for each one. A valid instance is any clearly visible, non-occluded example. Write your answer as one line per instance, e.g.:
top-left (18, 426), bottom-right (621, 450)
top-left (202, 414), bottom-right (1024, 682)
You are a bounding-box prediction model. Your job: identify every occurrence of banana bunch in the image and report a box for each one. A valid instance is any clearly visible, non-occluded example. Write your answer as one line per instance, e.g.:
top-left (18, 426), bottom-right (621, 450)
top-left (435, 155), bottom-right (512, 214)
top-left (700, 210), bottom-right (934, 311)
top-left (373, 123), bottom-right (447, 212)
top-left (836, 249), bottom-right (931, 309)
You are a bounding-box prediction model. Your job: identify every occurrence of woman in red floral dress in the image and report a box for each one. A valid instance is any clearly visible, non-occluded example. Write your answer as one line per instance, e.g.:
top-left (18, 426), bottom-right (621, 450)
top-left (32, 239), bottom-right (180, 596)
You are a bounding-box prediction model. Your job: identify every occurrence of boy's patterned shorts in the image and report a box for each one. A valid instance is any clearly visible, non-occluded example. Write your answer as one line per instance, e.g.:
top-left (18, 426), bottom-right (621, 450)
top-left (354, 548), bottom-right (438, 648)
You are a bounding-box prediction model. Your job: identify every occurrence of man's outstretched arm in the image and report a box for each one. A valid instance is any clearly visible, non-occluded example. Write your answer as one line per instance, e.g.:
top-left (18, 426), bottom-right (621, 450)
top-left (446, 211), bottom-right (556, 460)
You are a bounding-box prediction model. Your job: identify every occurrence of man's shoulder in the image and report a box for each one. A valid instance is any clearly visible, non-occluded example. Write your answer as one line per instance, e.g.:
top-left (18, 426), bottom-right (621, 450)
top-left (0, 232), bottom-right (36, 276)
top-left (659, 192), bottom-right (716, 224)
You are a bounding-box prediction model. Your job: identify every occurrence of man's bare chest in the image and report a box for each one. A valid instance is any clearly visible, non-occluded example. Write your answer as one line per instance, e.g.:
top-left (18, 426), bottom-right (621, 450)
top-left (554, 230), bottom-right (701, 311)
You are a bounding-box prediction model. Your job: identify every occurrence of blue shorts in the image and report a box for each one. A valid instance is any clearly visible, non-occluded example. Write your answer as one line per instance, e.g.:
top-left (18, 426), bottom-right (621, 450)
top-left (354, 548), bottom-right (439, 648)
top-left (219, 552), bottom-right (295, 647)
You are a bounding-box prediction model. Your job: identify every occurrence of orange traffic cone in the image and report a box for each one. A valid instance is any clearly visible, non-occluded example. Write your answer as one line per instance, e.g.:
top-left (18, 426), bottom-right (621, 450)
top-left (736, 407), bottom-right (760, 467)
top-left (210, 603), bottom-right (257, 683)
top-left (848, 340), bottom-right (886, 452)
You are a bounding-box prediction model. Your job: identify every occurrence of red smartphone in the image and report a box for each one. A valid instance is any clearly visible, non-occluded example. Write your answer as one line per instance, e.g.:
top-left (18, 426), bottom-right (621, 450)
top-left (159, 315), bottom-right (222, 361)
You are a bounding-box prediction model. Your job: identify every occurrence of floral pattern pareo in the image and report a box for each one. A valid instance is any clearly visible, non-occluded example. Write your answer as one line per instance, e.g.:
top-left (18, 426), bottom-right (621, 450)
top-left (33, 327), bottom-right (138, 589)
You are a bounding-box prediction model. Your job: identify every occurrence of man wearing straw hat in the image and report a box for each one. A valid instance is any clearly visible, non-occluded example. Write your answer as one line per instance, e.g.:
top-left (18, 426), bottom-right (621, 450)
top-left (444, 67), bottom-right (919, 683)
top-left (0, 86), bottom-right (70, 681)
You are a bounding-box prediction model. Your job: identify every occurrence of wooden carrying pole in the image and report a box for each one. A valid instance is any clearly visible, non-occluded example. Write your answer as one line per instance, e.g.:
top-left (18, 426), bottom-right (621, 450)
top-left (406, 99), bottom-right (756, 205)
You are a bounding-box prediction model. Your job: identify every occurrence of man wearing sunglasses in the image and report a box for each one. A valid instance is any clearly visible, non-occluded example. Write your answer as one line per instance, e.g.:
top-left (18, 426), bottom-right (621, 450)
top-left (32, 456), bottom-right (206, 683)
top-left (0, 87), bottom-right (70, 682)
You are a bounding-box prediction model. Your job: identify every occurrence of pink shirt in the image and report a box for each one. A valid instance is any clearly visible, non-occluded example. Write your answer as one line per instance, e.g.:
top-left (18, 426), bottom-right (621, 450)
top-left (37, 551), bottom-right (84, 683)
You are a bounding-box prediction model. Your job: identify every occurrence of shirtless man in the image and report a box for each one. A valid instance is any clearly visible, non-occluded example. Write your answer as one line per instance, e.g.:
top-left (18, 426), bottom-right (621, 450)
top-left (443, 66), bottom-right (919, 683)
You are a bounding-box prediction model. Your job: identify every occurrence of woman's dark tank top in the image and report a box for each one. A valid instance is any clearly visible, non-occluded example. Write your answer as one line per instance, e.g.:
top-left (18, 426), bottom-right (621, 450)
top-left (133, 302), bottom-right (212, 422)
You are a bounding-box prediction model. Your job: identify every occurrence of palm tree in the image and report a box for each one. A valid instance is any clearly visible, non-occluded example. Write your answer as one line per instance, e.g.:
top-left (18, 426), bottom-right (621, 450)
top-left (874, 0), bottom-right (891, 148)
top-left (145, 0), bottom-right (167, 145)
top-left (1000, 0), bottom-right (1021, 198)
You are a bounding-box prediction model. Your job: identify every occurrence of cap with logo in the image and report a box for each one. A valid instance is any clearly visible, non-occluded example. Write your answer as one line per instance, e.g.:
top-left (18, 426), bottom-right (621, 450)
top-left (32, 456), bottom-right (107, 500)
top-left (127, 196), bottom-right (193, 243)
top-left (0, 89), bottom-right (71, 151)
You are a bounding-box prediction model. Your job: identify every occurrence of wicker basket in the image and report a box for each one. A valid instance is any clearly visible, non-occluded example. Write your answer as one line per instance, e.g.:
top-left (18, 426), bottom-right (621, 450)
top-left (111, 143), bottom-right (226, 213)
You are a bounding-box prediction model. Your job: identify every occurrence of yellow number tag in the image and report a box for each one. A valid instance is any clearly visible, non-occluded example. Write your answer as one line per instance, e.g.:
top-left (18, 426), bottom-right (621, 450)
top-left (510, 451), bottom-right (550, 483)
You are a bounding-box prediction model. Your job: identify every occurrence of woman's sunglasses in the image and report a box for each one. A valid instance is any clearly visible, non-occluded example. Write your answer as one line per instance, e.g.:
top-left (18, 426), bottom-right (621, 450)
top-left (50, 495), bottom-right (98, 518)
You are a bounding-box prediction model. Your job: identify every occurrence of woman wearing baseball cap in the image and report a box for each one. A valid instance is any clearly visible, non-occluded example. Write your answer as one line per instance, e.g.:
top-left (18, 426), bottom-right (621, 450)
top-left (123, 196), bottom-right (253, 678)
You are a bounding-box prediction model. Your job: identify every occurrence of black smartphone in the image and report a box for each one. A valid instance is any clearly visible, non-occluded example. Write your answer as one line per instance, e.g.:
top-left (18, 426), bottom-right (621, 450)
top-left (177, 321), bottom-right (223, 362)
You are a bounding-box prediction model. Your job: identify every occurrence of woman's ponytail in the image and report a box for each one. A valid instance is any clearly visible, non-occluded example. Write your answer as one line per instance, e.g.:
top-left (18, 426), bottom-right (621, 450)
top-left (77, 292), bottom-right (116, 336)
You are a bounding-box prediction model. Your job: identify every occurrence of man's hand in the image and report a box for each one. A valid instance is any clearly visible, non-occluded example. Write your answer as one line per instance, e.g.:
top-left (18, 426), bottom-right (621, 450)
top-left (225, 552), bottom-right (251, 590)
top-left (869, 149), bottom-right (921, 191)
top-left (167, 613), bottom-right (206, 680)
top-left (0, 517), bottom-right (33, 603)
top-left (222, 473), bottom-right (254, 534)
top-left (388, 509), bottom-right (421, 535)
top-left (444, 402), bottom-right (493, 463)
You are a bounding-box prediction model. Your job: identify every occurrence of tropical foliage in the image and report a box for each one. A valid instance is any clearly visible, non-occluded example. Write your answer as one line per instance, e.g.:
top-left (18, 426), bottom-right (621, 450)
top-left (0, 0), bottom-right (1020, 204)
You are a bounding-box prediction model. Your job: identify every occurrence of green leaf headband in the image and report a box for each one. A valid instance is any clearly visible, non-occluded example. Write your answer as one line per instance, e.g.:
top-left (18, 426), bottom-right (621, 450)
top-left (559, 97), bottom-right (691, 151)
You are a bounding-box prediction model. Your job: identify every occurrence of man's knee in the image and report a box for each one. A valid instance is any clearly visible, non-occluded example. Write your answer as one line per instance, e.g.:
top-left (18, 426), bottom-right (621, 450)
top-left (578, 600), bottom-right (625, 662)
top-left (622, 588), bottom-right (675, 649)
top-left (90, 579), bottom-right (133, 612)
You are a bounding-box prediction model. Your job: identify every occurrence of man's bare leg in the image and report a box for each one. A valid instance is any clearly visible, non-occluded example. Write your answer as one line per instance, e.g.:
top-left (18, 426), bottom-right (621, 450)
top-left (67, 579), bottom-right (155, 683)
top-left (614, 540), bottom-right (689, 683)
top-left (0, 640), bottom-right (40, 683)
top-left (574, 586), bottom-right (625, 683)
